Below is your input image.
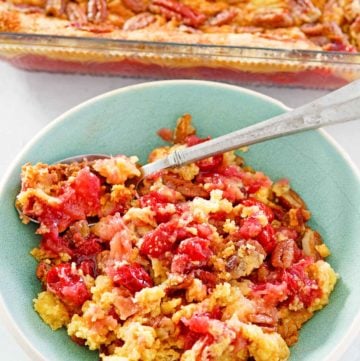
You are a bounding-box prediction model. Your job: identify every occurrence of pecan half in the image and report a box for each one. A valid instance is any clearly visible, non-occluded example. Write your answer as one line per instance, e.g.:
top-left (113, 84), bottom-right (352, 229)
top-left (208, 8), bottom-right (237, 26)
top-left (123, 12), bottom-right (155, 30)
top-left (66, 2), bottom-right (87, 25)
top-left (271, 239), bottom-right (296, 269)
top-left (289, 0), bottom-right (321, 24)
top-left (87, 0), bottom-right (107, 23)
top-left (151, 0), bottom-right (206, 27)
top-left (45, 0), bottom-right (65, 16)
top-left (252, 9), bottom-right (294, 28)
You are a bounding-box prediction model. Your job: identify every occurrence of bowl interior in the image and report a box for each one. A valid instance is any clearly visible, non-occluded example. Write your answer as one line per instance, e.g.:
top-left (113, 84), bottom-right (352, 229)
top-left (1, 80), bottom-right (360, 361)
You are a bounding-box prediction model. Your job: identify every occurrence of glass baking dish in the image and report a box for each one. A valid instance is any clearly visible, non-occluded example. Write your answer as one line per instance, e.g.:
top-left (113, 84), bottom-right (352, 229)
top-left (1, 32), bottom-right (360, 89)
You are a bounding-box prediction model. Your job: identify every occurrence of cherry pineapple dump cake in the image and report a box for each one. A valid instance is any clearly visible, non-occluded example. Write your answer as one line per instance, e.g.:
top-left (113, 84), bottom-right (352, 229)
top-left (16, 114), bottom-right (337, 361)
top-left (0, 0), bottom-right (359, 52)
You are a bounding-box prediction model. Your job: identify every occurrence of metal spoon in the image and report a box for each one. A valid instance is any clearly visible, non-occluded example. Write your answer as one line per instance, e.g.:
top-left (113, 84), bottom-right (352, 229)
top-left (17, 79), bottom-right (360, 225)
top-left (141, 79), bottom-right (360, 177)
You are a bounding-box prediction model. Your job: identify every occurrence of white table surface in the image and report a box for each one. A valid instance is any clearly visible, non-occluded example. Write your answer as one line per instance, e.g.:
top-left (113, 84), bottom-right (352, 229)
top-left (0, 61), bottom-right (359, 360)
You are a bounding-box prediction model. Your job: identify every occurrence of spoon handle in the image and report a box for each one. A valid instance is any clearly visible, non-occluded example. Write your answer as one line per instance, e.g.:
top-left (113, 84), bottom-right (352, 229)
top-left (141, 79), bottom-right (360, 177)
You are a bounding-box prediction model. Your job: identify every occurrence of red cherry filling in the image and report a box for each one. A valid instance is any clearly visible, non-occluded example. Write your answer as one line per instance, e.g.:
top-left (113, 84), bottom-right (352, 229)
top-left (46, 263), bottom-right (90, 308)
top-left (111, 263), bottom-right (153, 293)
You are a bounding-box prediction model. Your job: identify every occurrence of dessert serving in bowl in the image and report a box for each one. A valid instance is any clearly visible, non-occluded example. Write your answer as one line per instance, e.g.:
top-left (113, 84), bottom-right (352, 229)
top-left (1, 0), bottom-right (360, 87)
top-left (0, 80), bottom-right (360, 361)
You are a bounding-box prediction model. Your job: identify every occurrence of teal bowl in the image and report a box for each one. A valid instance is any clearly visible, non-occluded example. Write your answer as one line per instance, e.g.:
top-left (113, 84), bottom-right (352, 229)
top-left (0, 80), bottom-right (359, 361)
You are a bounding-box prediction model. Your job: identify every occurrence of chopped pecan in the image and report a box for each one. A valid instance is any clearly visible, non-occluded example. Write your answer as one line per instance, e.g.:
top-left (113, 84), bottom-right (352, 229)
top-left (284, 208), bottom-right (306, 233)
top-left (191, 269), bottom-right (217, 289)
top-left (66, 2), bottom-right (87, 25)
top-left (248, 307), bottom-right (278, 327)
top-left (87, 0), bottom-right (107, 23)
top-left (173, 113), bottom-right (196, 144)
top-left (208, 8), bottom-right (237, 26)
top-left (36, 261), bottom-right (51, 283)
top-left (45, 0), bottom-right (65, 16)
top-left (248, 313), bottom-right (276, 327)
top-left (301, 228), bottom-right (323, 260)
top-left (165, 275), bottom-right (194, 296)
top-left (252, 263), bottom-right (272, 283)
top-left (123, 12), bottom-right (155, 30)
top-left (277, 189), bottom-right (307, 210)
top-left (271, 239), bottom-right (296, 269)
top-left (162, 173), bottom-right (208, 199)
top-left (151, 0), bottom-right (206, 27)
top-left (122, 0), bottom-right (148, 13)
top-left (226, 240), bottom-right (266, 279)
top-left (225, 254), bottom-right (239, 272)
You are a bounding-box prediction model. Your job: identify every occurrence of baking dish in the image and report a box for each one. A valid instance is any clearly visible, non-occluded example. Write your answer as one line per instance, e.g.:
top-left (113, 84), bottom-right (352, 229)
top-left (1, 31), bottom-right (360, 88)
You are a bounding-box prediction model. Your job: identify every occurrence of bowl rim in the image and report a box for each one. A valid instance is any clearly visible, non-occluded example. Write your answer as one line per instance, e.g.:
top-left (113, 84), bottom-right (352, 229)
top-left (0, 79), bottom-right (359, 361)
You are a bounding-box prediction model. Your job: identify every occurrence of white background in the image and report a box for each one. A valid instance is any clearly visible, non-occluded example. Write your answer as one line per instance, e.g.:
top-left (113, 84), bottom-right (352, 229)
top-left (0, 61), bottom-right (359, 359)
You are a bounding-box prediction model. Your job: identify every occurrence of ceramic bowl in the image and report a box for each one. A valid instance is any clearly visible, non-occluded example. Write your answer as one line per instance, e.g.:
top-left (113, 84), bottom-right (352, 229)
top-left (1, 80), bottom-right (359, 361)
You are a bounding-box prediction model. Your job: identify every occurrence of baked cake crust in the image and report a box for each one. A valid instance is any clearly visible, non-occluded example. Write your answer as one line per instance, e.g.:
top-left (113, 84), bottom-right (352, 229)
top-left (1, 0), bottom-right (359, 51)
